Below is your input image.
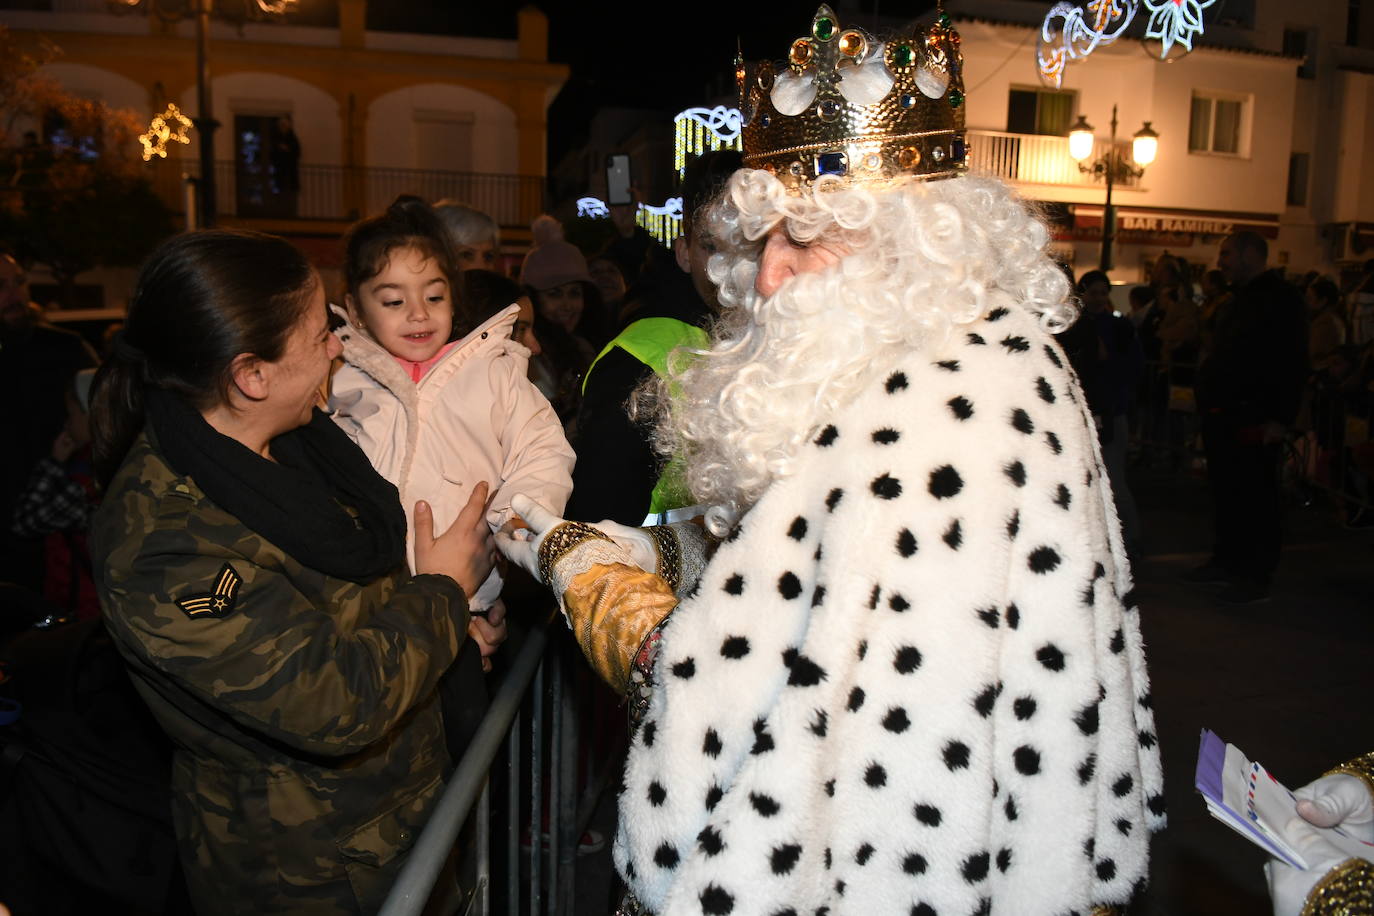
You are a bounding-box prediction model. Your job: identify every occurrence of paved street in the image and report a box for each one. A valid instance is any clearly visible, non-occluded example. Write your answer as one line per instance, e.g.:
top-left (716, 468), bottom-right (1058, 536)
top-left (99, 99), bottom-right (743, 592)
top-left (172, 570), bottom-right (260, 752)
top-left (1130, 465), bottom-right (1374, 915)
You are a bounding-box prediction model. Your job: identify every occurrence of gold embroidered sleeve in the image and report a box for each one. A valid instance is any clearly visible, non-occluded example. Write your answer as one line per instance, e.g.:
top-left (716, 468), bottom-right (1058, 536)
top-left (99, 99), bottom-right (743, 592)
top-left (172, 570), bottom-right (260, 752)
top-left (564, 563), bottom-right (678, 694)
top-left (1301, 858), bottom-right (1374, 916)
top-left (1326, 751), bottom-right (1374, 802)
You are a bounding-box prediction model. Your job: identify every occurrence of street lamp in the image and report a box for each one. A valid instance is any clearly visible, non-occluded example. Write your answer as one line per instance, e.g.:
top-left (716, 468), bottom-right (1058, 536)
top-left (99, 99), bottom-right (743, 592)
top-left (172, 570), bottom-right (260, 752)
top-left (112, 0), bottom-right (297, 227)
top-left (1069, 105), bottom-right (1160, 272)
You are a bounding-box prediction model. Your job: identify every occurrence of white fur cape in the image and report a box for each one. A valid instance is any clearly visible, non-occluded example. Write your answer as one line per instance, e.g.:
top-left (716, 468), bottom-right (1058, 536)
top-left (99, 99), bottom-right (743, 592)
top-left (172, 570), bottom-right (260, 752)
top-left (615, 303), bottom-right (1164, 915)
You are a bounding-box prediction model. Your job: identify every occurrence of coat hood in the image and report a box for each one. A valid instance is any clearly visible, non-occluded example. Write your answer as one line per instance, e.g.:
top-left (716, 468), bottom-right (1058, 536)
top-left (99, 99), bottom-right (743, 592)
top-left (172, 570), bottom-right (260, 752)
top-left (331, 302), bottom-right (526, 397)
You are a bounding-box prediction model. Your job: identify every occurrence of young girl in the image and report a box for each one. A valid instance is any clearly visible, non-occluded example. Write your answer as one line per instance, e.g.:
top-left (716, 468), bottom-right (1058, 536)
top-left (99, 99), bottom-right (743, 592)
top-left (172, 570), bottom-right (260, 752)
top-left (330, 196), bottom-right (575, 622)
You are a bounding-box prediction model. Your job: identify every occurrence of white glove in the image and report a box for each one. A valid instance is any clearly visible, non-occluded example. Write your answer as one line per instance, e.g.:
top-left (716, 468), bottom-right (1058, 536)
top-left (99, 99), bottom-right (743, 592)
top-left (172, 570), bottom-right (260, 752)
top-left (1265, 773), bottom-right (1373, 915)
top-left (590, 518), bottom-right (659, 574)
top-left (1295, 774), bottom-right (1374, 841)
top-left (495, 494), bottom-right (567, 581)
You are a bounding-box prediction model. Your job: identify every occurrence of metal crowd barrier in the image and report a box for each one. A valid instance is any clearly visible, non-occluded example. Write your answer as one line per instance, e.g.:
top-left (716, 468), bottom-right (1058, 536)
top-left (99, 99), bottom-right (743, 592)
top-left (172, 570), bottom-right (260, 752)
top-left (1128, 358), bottom-right (1373, 516)
top-left (379, 607), bottom-right (605, 916)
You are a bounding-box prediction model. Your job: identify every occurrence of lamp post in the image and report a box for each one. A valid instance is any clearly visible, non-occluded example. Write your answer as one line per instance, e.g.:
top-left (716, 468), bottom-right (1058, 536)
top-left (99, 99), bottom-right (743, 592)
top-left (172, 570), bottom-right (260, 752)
top-left (114, 0), bottom-right (296, 227)
top-left (1069, 105), bottom-right (1159, 272)
top-left (192, 0), bottom-right (215, 227)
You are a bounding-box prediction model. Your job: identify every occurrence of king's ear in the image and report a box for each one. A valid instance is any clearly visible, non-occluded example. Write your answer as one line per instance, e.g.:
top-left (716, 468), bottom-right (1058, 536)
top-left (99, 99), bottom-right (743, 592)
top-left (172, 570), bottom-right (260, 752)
top-left (227, 352), bottom-right (270, 402)
top-left (673, 235), bottom-right (691, 274)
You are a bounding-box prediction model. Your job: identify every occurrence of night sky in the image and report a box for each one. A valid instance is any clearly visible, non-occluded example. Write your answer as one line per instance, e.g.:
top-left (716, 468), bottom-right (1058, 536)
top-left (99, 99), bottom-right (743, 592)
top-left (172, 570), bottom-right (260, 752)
top-left (538, 1), bottom-right (939, 164)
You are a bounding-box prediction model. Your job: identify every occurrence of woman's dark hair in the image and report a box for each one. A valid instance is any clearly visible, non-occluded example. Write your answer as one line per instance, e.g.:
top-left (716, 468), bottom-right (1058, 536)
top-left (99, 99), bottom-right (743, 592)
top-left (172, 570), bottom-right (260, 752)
top-left (343, 194), bottom-right (473, 338)
top-left (461, 269), bottom-right (522, 326)
top-left (529, 279), bottom-right (610, 349)
top-left (89, 229), bottom-right (317, 486)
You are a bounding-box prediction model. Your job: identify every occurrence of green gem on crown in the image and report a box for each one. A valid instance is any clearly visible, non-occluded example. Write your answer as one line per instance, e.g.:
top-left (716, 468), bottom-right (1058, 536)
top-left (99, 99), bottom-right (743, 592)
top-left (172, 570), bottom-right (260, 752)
top-left (938, 12), bottom-right (952, 27)
top-left (949, 89), bottom-right (964, 108)
top-left (893, 43), bottom-right (914, 67)
top-left (814, 16), bottom-right (835, 40)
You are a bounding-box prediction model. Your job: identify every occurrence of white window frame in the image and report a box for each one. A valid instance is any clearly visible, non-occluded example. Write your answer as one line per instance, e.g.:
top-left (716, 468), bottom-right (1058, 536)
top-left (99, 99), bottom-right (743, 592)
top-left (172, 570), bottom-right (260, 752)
top-left (1188, 90), bottom-right (1252, 159)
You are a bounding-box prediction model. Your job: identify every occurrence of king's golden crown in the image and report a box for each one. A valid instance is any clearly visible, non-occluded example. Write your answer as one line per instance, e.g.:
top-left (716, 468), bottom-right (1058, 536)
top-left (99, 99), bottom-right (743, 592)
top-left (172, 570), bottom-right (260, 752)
top-left (738, 5), bottom-right (968, 190)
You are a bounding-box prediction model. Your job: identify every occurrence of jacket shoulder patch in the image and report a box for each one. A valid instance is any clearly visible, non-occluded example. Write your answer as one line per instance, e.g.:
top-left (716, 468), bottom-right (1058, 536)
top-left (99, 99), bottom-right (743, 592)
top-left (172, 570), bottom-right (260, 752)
top-left (175, 563), bottom-right (243, 619)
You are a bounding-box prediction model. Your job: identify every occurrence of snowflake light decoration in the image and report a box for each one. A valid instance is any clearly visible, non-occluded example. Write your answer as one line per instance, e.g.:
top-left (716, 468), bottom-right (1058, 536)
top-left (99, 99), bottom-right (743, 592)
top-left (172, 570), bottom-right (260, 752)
top-left (1142, 0), bottom-right (1216, 59)
top-left (1037, 0), bottom-right (1138, 88)
top-left (139, 103), bottom-right (192, 161)
top-left (576, 197), bottom-right (610, 219)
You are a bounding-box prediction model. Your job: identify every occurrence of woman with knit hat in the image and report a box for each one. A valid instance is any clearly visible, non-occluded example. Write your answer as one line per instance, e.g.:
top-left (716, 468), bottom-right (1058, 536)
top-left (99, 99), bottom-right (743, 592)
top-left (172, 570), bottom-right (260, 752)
top-left (522, 214), bottom-right (610, 430)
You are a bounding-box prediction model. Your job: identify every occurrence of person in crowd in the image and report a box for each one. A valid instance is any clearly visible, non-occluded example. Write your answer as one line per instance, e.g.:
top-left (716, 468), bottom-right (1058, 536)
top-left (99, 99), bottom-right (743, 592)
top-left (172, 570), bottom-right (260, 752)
top-left (434, 200), bottom-right (502, 273)
top-left (88, 228), bottom-right (500, 914)
top-left (602, 196), bottom-right (655, 288)
top-left (1151, 254), bottom-right (1201, 460)
top-left (1347, 258), bottom-right (1374, 347)
top-left (496, 10), bottom-right (1162, 913)
top-left (1265, 751), bottom-right (1373, 915)
top-left (1128, 283), bottom-right (1159, 331)
top-left (1153, 253), bottom-right (1200, 377)
top-left (589, 253), bottom-right (629, 325)
top-left (1197, 268), bottom-right (1231, 357)
top-left (330, 196), bottom-right (572, 647)
top-left (522, 215), bottom-right (608, 429)
top-left (270, 115), bottom-right (301, 213)
top-left (11, 368), bottom-right (102, 623)
top-left (1187, 230), bottom-right (1308, 603)
top-left (0, 250), bottom-right (97, 593)
top-left (565, 150), bottom-right (740, 527)
top-left (461, 267), bottom-right (541, 356)
top-left (1066, 270), bottom-right (1145, 556)
top-left (1310, 343), bottom-right (1374, 529)
top-left (1128, 283), bottom-right (1169, 460)
top-left (1306, 277), bottom-right (1347, 373)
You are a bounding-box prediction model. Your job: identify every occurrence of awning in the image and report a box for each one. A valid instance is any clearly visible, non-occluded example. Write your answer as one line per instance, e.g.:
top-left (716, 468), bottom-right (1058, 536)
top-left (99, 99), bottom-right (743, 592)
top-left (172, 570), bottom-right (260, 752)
top-left (1050, 204), bottom-right (1281, 245)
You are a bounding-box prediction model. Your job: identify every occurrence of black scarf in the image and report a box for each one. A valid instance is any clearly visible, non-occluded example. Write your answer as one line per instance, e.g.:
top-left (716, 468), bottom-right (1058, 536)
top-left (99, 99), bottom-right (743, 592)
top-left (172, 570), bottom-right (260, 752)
top-left (145, 388), bottom-right (407, 583)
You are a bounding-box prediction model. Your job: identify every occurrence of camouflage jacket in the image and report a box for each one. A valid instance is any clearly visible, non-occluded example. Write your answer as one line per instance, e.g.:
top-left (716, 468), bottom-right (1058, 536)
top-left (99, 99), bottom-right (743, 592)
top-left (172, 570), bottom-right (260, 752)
top-left (91, 429), bottom-right (469, 915)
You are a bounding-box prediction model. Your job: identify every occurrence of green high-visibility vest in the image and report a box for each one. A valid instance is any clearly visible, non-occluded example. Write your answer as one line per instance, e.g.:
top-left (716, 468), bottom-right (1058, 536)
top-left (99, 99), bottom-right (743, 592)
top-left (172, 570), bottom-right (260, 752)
top-left (583, 317), bottom-right (709, 516)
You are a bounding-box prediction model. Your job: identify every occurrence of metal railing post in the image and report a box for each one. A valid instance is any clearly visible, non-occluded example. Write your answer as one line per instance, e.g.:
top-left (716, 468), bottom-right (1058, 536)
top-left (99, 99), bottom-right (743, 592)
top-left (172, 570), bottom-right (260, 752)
top-left (528, 657), bottom-right (544, 916)
top-left (377, 618), bottom-right (550, 916)
top-left (506, 704), bottom-right (521, 913)
top-left (557, 644), bottom-right (578, 916)
top-left (546, 645), bottom-right (562, 916)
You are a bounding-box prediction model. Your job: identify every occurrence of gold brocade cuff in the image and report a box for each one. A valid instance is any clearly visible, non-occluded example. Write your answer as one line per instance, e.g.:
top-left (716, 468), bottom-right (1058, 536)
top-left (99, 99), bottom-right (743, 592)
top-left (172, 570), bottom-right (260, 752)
top-left (537, 521), bottom-right (614, 586)
top-left (1301, 858), bottom-right (1374, 916)
top-left (564, 563), bottom-right (677, 694)
top-left (1327, 752), bottom-right (1374, 806)
top-left (645, 526), bottom-right (681, 593)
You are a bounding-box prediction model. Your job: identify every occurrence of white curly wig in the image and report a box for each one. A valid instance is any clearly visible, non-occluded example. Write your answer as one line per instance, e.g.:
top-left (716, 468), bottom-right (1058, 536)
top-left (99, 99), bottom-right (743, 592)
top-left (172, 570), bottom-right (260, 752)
top-left (647, 169), bottom-right (1075, 536)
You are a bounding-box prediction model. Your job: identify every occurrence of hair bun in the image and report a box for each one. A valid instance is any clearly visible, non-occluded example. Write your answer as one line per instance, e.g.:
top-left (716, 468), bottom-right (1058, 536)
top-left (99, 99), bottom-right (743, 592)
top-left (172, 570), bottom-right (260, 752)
top-left (388, 194), bottom-right (430, 218)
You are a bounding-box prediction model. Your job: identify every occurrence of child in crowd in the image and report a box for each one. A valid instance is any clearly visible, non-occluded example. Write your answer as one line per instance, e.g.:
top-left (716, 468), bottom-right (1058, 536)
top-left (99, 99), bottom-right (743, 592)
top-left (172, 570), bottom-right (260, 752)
top-left (11, 367), bottom-right (102, 623)
top-left (329, 195), bottom-right (575, 636)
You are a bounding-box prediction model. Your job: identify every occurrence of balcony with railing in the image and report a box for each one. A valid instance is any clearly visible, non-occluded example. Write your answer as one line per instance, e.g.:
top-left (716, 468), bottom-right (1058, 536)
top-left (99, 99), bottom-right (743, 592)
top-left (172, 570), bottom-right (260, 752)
top-left (966, 130), bottom-right (1141, 190)
top-left (146, 160), bottom-right (547, 227)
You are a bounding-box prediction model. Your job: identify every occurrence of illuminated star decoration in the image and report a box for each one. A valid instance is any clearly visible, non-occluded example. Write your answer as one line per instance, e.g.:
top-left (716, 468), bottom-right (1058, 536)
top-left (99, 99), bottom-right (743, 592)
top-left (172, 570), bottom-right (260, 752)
top-left (1142, 0), bottom-right (1216, 58)
top-left (1037, 0), bottom-right (1137, 88)
top-left (139, 103), bottom-right (192, 161)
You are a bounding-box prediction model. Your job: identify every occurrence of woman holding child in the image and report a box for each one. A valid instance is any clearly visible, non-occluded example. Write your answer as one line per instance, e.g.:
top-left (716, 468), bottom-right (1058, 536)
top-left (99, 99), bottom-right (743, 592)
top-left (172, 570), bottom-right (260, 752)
top-left (89, 227), bottom-right (506, 914)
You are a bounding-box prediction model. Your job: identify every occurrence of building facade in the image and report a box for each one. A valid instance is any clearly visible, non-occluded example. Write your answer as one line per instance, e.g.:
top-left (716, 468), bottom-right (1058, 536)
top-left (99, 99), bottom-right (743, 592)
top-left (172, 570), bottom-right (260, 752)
top-left (1, 0), bottom-right (567, 308)
top-left (951, 0), bottom-right (1374, 284)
